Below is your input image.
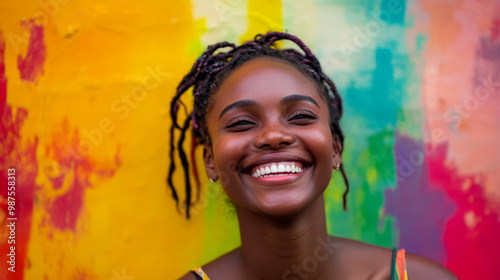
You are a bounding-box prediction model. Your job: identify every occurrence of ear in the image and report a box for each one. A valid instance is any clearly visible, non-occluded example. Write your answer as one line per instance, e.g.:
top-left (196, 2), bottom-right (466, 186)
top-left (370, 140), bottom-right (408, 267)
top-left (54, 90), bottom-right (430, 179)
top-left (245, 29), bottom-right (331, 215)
top-left (332, 134), bottom-right (342, 169)
top-left (203, 146), bottom-right (219, 181)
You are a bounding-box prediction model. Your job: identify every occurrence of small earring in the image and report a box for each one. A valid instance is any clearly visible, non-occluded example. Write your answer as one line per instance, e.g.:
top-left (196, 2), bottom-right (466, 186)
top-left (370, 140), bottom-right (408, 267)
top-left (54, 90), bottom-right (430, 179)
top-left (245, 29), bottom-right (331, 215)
top-left (336, 163), bottom-right (340, 170)
top-left (209, 178), bottom-right (214, 183)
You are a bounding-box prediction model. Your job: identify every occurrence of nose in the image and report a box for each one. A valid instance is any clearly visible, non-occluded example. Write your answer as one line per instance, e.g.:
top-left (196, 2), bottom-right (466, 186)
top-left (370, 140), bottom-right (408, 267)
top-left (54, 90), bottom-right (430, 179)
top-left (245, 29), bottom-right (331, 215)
top-left (253, 123), bottom-right (295, 149)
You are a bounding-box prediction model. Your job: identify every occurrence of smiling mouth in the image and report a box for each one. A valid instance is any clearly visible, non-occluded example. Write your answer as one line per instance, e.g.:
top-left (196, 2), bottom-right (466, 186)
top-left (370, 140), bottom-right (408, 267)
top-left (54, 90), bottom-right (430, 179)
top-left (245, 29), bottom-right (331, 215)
top-left (249, 162), bottom-right (305, 178)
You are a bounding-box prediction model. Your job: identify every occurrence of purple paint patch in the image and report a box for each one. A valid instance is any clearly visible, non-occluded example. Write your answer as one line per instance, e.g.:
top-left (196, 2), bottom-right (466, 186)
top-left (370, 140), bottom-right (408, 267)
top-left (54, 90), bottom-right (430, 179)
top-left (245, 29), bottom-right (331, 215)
top-left (384, 132), bottom-right (455, 263)
top-left (17, 20), bottom-right (46, 83)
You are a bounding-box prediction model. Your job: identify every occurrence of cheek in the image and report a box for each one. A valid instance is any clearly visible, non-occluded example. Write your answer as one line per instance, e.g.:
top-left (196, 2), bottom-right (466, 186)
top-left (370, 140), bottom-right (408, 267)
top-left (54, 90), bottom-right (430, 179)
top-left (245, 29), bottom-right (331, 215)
top-left (308, 128), bottom-right (335, 189)
top-left (212, 136), bottom-right (248, 180)
top-left (303, 127), bottom-right (335, 161)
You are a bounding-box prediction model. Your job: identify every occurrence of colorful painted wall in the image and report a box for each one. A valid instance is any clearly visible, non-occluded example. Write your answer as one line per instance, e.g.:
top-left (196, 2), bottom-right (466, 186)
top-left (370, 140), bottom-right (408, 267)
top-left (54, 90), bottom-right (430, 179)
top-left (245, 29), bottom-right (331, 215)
top-left (0, 0), bottom-right (499, 279)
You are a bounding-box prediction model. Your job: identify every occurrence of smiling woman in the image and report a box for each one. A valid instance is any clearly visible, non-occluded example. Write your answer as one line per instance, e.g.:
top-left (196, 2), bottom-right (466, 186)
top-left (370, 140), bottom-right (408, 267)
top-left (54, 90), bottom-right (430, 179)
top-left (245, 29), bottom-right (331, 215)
top-left (170, 32), bottom-right (456, 279)
top-left (205, 58), bottom-right (340, 218)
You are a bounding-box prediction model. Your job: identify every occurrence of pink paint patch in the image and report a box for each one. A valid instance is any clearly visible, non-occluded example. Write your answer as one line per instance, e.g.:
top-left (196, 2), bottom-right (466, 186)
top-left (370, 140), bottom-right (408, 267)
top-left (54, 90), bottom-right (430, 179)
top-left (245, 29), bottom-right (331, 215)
top-left (0, 106), bottom-right (37, 280)
top-left (43, 119), bottom-right (121, 231)
top-left (428, 144), bottom-right (500, 279)
top-left (0, 30), bottom-right (7, 115)
top-left (17, 20), bottom-right (46, 83)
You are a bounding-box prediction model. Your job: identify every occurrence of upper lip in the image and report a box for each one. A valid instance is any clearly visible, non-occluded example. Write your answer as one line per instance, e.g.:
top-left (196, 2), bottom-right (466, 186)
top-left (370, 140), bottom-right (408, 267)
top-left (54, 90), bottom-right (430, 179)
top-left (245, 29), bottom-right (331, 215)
top-left (240, 152), bottom-right (312, 174)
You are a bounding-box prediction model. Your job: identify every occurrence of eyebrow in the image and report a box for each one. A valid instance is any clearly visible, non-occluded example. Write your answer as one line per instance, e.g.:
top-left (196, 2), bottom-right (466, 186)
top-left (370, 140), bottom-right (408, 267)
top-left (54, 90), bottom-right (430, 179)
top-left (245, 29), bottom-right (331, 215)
top-left (218, 94), bottom-right (320, 120)
top-left (219, 99), bottom-right (259, 120)
top-left (281, 94), bottom-right (320, 108)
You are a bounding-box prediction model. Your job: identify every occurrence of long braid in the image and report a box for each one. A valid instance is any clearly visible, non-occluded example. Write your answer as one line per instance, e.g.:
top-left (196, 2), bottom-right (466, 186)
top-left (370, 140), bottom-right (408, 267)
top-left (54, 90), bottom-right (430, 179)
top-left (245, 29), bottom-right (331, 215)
top-left (168, 32), bottom-right (348, 219)
top-left (167, 121), bottom-right (179, 212)
top-left (177, 115), bottom-right (193, 219)
top-left (168, 43), bottom-right (237, 218)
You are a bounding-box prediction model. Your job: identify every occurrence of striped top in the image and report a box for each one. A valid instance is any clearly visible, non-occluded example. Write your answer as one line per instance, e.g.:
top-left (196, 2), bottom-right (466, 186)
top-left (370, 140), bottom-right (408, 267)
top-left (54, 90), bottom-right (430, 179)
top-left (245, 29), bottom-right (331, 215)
top-left (191, 248), bottom-right (408, 280)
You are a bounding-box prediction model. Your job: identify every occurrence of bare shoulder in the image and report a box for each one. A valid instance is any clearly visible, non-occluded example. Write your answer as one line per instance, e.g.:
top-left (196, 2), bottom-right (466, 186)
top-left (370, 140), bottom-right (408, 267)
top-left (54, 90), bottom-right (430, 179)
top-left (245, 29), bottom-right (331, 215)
top-left (332, 236), bottom-right (394, 278)
top-left (332, 237), bottom-right (457, 279)
top-left (178, 272), bottom-right (197, 280)
top-left (406, 252), bottom-right (457, 280)
top-left (201, 248), bottom-right (241, 277)
top-left (177, 248), bottom-right (240, 280)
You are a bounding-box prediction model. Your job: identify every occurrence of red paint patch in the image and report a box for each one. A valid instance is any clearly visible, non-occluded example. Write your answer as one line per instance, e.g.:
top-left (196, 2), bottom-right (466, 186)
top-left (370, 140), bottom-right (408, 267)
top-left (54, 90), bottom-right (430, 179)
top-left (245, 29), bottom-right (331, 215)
top-left (492, 9), bottom-right (500, 42)
top-left (428, 144), bottom-right (500, 279)
top-left (0, 106), bottom-right (38, 280)
top-left (0, 30), bottom-right (7, 116)
top-left (43, 119), bottom-right (121, 231)
top-left (16, 20), bottom-right (46, 83)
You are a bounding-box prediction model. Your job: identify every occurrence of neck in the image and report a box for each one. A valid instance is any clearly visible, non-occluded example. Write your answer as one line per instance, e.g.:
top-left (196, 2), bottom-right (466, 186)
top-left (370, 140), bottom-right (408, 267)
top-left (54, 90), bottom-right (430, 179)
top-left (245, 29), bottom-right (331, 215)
top-left (235, 194), bottom-right (338, 279)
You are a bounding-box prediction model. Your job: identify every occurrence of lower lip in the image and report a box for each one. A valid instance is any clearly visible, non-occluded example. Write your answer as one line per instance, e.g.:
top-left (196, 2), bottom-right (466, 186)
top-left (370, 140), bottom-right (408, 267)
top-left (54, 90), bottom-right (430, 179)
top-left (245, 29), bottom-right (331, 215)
top-left (244, 168), bottom-right (309, 185)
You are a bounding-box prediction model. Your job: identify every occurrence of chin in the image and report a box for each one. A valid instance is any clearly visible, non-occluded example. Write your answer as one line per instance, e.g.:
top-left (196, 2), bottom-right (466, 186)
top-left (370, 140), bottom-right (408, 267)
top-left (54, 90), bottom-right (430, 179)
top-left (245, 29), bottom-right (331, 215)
top-left (259, 206), bottom-right (305, 218)
top-left (254, 194), bottom-right (311, 217)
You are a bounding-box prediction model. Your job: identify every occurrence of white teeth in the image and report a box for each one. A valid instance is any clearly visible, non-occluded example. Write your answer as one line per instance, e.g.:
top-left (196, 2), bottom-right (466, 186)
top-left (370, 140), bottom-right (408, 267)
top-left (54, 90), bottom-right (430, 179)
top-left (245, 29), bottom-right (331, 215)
top-left (250, 162), bottom-right (306, 177)
top-left (271, 164), bottom-right (278, 173)
top-left (278, 164), bottom-right (285, 172)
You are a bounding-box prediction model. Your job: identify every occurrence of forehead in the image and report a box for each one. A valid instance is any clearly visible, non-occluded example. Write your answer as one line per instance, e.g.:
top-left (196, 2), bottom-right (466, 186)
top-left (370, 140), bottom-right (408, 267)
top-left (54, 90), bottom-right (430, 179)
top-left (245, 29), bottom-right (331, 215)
top-left (212, 58), bottom-right (323, 108)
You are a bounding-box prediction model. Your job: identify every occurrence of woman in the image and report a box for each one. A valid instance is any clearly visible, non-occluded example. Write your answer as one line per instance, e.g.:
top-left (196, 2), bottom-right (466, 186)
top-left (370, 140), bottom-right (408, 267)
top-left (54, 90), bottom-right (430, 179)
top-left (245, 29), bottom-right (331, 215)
top-left (170, 32), bottom-right (456, 279)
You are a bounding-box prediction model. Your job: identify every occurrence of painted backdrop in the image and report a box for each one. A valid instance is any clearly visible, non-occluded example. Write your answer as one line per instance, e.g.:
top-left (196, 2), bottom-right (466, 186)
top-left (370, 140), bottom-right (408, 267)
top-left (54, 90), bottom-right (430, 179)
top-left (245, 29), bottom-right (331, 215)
top-left (0, 0), bottom-right (499, 279)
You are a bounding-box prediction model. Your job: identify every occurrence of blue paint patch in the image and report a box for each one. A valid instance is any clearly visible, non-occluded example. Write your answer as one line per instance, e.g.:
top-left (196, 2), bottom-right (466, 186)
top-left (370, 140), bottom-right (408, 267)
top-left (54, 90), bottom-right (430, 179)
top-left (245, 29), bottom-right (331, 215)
top-left (380, 0), bottom-right (406, 24)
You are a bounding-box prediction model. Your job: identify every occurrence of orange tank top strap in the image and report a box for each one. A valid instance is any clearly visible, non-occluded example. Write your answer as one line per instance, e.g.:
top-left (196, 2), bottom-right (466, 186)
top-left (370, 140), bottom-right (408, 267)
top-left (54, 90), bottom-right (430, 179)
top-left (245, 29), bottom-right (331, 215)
top-left (391, 248), bottom-right (409, 280)
top-left (190, 267), bottom-right (211, 280)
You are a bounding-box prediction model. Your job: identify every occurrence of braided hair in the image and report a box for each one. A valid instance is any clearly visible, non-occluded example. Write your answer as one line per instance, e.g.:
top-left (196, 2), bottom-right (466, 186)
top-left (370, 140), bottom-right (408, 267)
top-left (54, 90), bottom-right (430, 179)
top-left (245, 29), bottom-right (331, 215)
top-left (169, 32), bottom-right (349, 219)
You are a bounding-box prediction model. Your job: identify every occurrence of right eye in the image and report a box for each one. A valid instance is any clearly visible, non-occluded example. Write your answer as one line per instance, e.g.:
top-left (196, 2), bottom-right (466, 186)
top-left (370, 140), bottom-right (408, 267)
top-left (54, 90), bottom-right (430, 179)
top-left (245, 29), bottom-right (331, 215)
top-left (225, 116), bottom-right (256, 130)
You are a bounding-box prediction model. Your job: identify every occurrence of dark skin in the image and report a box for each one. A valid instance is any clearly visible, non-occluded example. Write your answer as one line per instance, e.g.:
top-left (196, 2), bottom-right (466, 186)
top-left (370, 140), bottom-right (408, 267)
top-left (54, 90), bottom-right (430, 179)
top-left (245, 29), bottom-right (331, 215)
top-left (180, 58), bottom-right (457, 280)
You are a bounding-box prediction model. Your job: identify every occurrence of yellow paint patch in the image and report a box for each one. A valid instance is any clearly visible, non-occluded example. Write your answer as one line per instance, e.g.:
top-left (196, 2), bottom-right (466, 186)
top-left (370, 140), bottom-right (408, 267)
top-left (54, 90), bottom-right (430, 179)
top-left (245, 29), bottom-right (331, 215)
top-left (241, 0), bottom-right (283, 43)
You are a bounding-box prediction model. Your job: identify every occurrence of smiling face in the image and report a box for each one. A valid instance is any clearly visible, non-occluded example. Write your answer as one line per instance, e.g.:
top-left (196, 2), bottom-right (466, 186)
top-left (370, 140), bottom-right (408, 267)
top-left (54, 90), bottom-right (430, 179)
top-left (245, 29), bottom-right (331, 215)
top-left (204, 57), bottom-right (341, 216)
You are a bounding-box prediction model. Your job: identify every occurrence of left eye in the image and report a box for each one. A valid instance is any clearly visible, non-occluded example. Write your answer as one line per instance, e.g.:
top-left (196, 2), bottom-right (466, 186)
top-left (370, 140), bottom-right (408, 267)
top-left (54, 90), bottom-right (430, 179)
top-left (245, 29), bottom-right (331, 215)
top-left (288, 110), bottom-right (317, 121)
top-left (225, 116), bottom-right (257, 132)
